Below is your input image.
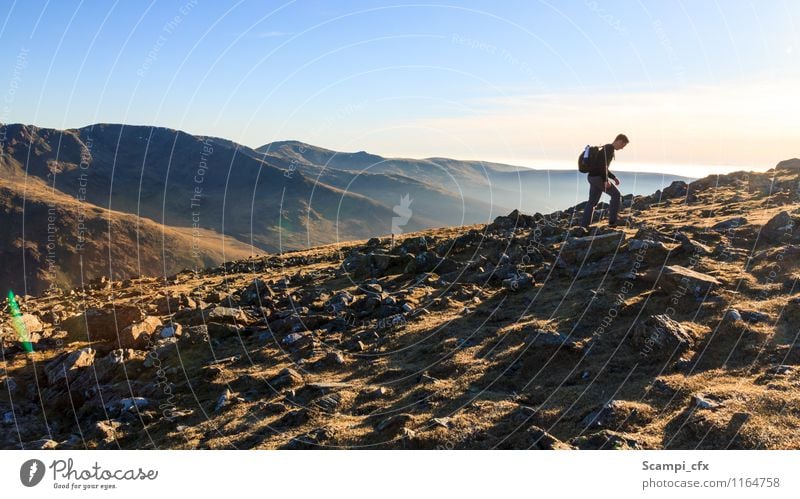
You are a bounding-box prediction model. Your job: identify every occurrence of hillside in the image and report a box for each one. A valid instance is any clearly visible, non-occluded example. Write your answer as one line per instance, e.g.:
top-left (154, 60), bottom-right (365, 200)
top-left (0, 177), bottom-right (258, 295)
top-left (0, 123), bottom-right (691, 295)
top-left (0, 124), bottom-right (397, 252)
top-left (257, 139), bottom-right (695, 216)
top-left (2, 158), bottom-right (799, 450)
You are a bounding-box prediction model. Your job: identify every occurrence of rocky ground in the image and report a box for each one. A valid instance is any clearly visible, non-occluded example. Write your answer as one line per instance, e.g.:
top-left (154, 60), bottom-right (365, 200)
top-left (3, 159), bottom-right (800, 450)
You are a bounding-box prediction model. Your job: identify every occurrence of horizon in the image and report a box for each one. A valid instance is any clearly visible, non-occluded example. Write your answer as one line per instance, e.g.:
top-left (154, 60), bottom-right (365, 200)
top-left (1, 119), bottom-right (775, 179)
top-left (0, 1), bottom-right (797, 179)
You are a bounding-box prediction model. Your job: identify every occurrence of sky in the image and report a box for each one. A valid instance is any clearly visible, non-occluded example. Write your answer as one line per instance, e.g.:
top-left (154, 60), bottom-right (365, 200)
top-left (0, 0), bottom-right (798, 176)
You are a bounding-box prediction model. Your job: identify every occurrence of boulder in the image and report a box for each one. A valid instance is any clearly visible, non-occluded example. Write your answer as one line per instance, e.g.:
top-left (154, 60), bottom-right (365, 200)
top-left (632, 314), bottom-right (694, 358)
top-left (661, 180), bottom-right (688, 199)
top-left (581, 400), bottom-right (652, 430)
top-left (45, 347), bottom-right (96, 384)
top-left (269, 367), bottom-right (304, 389)
top-left (173, 306), bottom-right (246, 326)
top-left (119, 316), bottom-right (162, 349)
top-left (712, 217), bottom-right (747, 231)
top-left (525, 425), bottom-right (574, 450)
top-left (674, 232), bottom-right (712, 256)
top-left (154, 294), bottom-right (195, 314)
top-left (375, 413), bottom-right (413, 434)
top-left (570, 430), bottom-right (644, 450)
top-left (774, 158), bottom-right (800, 172)
top-left (325, 291), bottom-right (355, 313)
top-left (657, 265), bottom-right (721, 298)
top-left (761, 211), bottom-right (795, 243)
top-left (239, 279), bottom-right (274, 306)
top-left (160, 324), bottom-right (182, 339)
top-left (399, 236), bottom-right (429, 254)
top-left (5, 313), bottom-right (43, 334)
top-left (343, 252), bottom-right (410, 278)
top-left (560, 231), bottom-right (625, 263)
top-left (60, 305), bottom-right (144, 343)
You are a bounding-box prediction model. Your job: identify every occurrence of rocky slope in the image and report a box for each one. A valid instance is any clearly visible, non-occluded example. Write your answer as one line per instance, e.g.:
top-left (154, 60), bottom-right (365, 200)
top-left (2, 159), bottom-right (800, 450)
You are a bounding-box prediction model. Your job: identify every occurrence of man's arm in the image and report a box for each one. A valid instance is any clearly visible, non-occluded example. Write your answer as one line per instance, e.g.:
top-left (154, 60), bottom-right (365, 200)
top-left (604, 144), bottom-right (619, 185)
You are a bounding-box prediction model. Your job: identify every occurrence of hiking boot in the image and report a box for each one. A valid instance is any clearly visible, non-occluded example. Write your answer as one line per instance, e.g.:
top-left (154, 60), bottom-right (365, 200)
top-left (608, 218), bottom-right (628, 228)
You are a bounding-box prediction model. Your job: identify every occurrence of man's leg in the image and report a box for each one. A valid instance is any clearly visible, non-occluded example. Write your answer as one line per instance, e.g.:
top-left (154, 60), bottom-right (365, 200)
top-left (607, 183), bottom-right (621, 225)
top-left (580, 176), bottom-right (604, 227)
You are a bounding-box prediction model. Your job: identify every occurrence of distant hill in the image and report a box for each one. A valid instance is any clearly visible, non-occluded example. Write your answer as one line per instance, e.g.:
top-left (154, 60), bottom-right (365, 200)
top-left (0, 178), bottom-right (257, 295)
top-left (256, 139), bottom-right (695, 215)
top-left (1, 122), bottom-right (692, 295)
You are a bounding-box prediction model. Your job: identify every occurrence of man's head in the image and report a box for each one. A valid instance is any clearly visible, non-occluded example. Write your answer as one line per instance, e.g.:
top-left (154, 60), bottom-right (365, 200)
top-left (612, 133), bottom-right (629, 150)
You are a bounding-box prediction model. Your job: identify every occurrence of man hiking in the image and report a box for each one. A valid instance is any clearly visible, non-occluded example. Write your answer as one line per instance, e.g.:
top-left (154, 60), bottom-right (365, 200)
top-left (579, 133), bottom-right (629, 228)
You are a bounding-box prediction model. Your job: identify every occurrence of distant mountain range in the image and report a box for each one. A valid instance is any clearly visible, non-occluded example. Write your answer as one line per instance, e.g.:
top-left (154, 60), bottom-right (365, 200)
top-left (0, 123), bottom-right (693, 294)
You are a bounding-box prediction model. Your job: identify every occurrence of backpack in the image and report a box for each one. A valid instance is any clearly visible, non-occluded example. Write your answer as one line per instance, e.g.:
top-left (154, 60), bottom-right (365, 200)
top-left (578, 145), bottom-right (601, 173)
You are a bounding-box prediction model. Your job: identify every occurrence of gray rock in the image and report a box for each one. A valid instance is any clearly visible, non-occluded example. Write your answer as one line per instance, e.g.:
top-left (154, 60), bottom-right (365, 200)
top-left (561, 231), bottom-right (625, 263)
top-left (657, 265), bottom-right (721, 298)
top-left (60, 305), bottom-right (143, 343)
top-left (160, 324), bottom-right (182, 339)
top-left (740, 310), bottom-right (770, 323)
top-left (325, 291), bottom-right (355, 313)
top-left (675, 232), bottom-right (713, 255)
top-left (363, 386), bottom-right (389, 399)
top-left (693, 394), bottom-right (722, 410)
top-left (282, 332), bottom-right (307, 346)
top-left (120, 316), bottom-right (162, 349)
top-left (119, 397), bottom-right (149, 412)
top-left (526, 425), bottom-right (574, 449)
top-left (662, 180), bottom-right (688, 199)
top-left (775, 158), bottom-right (800, 172)
top-left (313, 393), bottom-right (342, 414)
top-left (712, 217), bottom-right (747, 231)
top-left (525, 329), bottom-right (576, 349)
top-left (215, 388), bottom-right (232, 411)
top-left (325, 351), bottom-right (346, 365)
top-left (45, 347), bottom-right (96, 384)
top-left (4, 313), bottom-right (43, 336)
top-left (570, 430), bottom-right (644, 450)
top-left (761, 211), bottom-right (795, 242)
top-left (632, 314), bottom-right (694, 357)
top-left (239, 279), bottom-right (274, 305)
top-left (725, 309), bottom-right (742, 322)
top-left (376, 413), bottom-right (413, 433)
top-left (269, 367), bottom-right (304, 389)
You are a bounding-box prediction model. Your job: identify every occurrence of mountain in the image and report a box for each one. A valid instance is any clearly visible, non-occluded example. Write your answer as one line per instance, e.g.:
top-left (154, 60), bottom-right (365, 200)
top-left (256, 139), bottom-right (695, 215)
top-left (0, 177), bottom-right (258, 295)
top-left (2, 159), bottom-right (799, 449)
top-left (0, 124), bottom-right (396, 251)
top-left (1, 123), bottom-right (692, 297)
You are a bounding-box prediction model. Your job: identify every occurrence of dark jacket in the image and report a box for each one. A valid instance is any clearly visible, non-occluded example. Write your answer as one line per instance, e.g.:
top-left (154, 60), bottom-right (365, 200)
top-left (587, 144), bottom-right (617, 182)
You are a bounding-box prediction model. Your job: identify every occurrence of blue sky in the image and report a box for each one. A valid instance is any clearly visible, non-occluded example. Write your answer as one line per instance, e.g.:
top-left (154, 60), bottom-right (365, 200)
top-left (1, 0), bottom-right (798, 175)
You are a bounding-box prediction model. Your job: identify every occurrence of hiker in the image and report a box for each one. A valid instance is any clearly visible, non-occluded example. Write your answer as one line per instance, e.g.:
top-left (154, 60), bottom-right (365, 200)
top-left (579, 133), bottom-right (629, 228)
